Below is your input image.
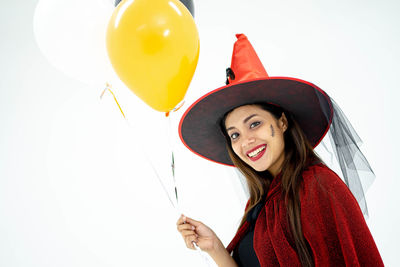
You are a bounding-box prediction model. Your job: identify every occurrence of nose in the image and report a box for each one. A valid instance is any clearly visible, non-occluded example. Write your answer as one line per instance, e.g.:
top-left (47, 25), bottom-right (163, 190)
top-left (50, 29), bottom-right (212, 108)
top-left (242, 135), bottom-right (256, 148)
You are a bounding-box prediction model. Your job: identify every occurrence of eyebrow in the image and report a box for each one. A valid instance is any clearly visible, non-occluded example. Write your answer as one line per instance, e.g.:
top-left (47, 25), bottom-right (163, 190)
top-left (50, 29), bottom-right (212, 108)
top-left (226, 114), bottom-right (259, 132)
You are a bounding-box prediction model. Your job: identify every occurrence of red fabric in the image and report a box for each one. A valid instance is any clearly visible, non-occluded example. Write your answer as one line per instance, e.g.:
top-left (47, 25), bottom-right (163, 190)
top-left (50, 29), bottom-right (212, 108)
top-left (227, 163), bottom-right (384, 266)
top-left (228, 34), bottom-right (269, 84)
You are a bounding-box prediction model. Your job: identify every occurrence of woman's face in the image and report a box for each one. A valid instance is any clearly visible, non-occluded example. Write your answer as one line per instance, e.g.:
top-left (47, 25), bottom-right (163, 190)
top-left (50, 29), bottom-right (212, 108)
top-left (225, 105), bottom-right (287, 176)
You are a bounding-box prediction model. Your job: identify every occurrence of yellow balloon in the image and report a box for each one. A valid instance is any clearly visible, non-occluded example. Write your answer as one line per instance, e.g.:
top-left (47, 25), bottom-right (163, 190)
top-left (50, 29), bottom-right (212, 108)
top-left (106, 0), bottom-right (200, 112)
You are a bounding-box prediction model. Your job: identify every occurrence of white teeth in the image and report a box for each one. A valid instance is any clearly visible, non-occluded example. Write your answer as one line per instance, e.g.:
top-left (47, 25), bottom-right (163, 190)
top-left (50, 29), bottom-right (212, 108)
top-left (247, 145), bottom-right (266, 158)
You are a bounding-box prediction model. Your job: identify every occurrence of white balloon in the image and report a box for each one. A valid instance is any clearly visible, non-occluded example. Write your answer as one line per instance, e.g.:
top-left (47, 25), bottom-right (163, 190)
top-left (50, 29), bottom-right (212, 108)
top-left (33, 0), bottom-right (116, 86)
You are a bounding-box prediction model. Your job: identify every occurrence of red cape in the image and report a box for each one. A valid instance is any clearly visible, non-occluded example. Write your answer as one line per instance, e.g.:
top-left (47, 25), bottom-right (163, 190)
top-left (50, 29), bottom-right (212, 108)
top-left (227, 163), bottom-right (383, 266)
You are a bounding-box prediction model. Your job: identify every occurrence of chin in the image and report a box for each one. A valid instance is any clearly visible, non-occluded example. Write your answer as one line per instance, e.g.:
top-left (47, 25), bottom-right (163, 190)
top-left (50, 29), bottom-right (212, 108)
top-left (241, 155), bottom-right (269, 172)
top-left (249, 163), bottom-right (269, 172)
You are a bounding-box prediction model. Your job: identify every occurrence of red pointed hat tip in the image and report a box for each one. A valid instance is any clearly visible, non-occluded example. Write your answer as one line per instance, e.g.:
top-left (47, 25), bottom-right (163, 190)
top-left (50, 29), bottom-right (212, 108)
top-left (229, 34), bottom-right (269, 84)
top-left (235, 33), bottom-right (246, 39)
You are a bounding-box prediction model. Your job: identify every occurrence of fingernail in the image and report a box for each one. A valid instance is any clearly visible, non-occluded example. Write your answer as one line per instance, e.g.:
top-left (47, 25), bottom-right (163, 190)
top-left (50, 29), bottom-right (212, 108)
top-left (191, 226), bottom-right (195, 230)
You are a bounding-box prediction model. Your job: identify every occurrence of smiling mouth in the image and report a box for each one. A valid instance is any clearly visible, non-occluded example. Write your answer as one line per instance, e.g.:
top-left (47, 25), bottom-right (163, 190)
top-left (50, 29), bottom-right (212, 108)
top-left (247, 145), bottom-right (267, 158)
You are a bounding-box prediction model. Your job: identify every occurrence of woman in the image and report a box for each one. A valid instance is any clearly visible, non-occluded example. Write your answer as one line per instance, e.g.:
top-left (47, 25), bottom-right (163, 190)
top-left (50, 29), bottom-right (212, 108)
top-left (176, 34), bottom-right (383, 266)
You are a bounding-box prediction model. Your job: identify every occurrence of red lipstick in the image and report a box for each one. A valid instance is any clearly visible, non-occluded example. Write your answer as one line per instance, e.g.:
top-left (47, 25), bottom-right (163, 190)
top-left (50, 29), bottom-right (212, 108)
top-left (246, 144), bottom-right (267, 162)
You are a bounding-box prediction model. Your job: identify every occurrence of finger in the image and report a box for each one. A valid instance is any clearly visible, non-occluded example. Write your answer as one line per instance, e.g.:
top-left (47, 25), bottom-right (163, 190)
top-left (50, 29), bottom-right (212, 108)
top-left (177, 223), bottom-right (196, 232)
top-left (185, 235), bottom-right (198, 250)
top-left (184, 216), bottom-right (202, 227)
top-left (180, 230), bottom-right (197, 237)
top-left (176, 214), bottom-right (185, 226)
top-left (190, 240), bottom-right (198, 250)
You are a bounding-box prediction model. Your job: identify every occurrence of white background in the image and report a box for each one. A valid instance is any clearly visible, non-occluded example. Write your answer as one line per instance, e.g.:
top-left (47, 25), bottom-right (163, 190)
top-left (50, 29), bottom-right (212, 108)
top-left (1, 0), bottom-right (399, 266)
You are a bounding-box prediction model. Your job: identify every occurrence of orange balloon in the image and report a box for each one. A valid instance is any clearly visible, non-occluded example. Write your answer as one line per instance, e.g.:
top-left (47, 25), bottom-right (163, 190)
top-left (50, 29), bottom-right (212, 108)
top-left (106, 0), bottom-right (200, 112)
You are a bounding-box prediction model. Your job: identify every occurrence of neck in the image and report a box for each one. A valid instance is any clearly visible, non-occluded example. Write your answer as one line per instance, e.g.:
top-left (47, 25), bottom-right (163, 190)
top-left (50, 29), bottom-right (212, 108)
top-left (268, 153), bottom-right (285, 177)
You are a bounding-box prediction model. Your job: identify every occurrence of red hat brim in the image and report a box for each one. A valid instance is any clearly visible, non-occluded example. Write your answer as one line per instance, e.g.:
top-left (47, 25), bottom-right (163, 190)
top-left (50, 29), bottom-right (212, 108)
top-left (179, 77), bottom-right (333, 166)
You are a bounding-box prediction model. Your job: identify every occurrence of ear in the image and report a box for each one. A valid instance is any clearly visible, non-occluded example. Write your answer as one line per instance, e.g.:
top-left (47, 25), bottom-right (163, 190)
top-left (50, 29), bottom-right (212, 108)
top-left (278, 113), bottom-right (288, 132)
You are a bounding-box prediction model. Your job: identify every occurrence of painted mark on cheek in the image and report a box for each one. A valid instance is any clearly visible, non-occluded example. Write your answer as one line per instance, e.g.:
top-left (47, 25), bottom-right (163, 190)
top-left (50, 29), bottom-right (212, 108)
top-left (270, 125), bottom-right (275, 137)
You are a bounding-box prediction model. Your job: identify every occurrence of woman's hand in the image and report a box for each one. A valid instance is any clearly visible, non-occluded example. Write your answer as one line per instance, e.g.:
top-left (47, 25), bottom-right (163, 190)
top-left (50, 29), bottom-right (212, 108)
top-left (176, 214), bottom-right (220, 252)
top-left (176, 214), bottom-right (239, 267)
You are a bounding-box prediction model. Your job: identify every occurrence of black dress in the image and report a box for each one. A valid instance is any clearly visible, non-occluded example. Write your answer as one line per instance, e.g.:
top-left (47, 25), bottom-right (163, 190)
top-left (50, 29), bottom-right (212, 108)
top-left (232, 196), bottom-right (267, 267)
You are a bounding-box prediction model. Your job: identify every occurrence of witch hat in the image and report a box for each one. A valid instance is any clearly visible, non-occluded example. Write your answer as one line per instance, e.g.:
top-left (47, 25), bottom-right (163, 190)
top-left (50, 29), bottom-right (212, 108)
top-left (179, 34), bottom-right (333, 166)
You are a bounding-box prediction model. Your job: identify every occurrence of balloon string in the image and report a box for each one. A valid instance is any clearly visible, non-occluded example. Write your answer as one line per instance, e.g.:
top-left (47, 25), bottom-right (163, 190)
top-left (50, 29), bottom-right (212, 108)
top-left (99, 84), bottom-right (176, 208)
top-left (100, 83), bottom-right (126, 119)
top-left (145, 151), bottom-right (177, 208)
top-left (167, 115), bottom-right (179, 207)
top-left (167, 115), bottom-right (213, 267)
top-left (100, 87), bottom-right (213, 266)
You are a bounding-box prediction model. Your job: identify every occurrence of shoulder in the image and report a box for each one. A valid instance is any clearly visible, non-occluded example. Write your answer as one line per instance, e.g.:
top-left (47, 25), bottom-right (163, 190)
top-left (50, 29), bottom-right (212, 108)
top-left (300, 163), bottom-right (351, 197)
top-left (302, 163), bottom-right (342, 186)
top-left (300, 163), bottom-right (363, 218)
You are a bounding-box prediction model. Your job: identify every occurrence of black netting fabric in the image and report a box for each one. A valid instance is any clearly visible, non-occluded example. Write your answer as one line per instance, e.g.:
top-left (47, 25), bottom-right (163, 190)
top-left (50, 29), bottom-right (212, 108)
top-left (325, 98), bottom-right (376, 218)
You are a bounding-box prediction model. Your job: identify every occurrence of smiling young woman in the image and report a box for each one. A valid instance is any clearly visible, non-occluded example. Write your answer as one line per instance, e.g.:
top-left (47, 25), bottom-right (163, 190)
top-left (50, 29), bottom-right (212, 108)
top-left (176, 34), bottom-right (383, 266)
top-left (220, 102), bottom-right (322, 266)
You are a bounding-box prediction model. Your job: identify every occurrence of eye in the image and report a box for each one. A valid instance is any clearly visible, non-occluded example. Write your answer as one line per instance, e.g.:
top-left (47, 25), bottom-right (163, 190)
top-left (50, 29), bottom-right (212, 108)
top-left (250, 121), bottom-right (261, 129)
top-left (230, 132), bottom-right (239, 140)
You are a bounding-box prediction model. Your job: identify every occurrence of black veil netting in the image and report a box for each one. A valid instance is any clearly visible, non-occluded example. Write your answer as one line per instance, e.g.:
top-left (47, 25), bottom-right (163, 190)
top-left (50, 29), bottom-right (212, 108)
top-left (317, 94), bottom-right (376, 218)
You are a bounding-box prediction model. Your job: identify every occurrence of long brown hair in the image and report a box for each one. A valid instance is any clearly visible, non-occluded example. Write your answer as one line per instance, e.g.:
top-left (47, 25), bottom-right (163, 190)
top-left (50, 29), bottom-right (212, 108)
top-left (220, 102), bottom-right (322, 267)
